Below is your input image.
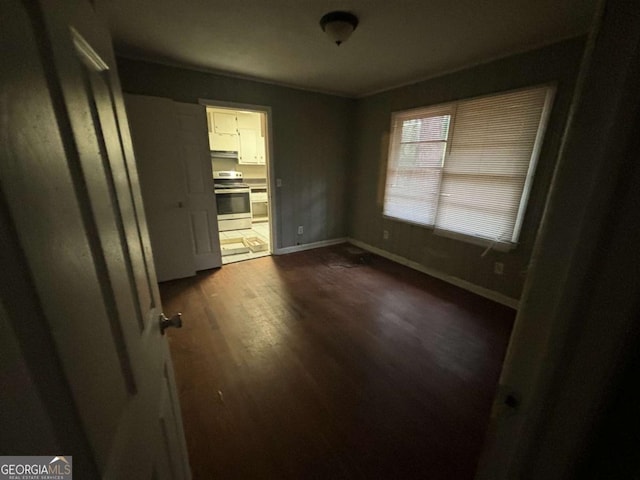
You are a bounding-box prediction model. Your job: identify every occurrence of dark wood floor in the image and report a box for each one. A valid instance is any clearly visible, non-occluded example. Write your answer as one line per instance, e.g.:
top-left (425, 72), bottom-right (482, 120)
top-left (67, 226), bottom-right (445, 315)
top-left (160, 245), bottom-right (515, 480)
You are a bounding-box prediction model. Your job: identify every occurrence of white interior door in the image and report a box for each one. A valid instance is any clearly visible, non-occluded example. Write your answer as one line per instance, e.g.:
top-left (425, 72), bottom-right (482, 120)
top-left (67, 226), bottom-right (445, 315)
top-left (174, 102), bottom-right (222, 270)
top-left (125, 94), bottom-right (196, 282)
top-left (2, 0), bottom-right (191, 477)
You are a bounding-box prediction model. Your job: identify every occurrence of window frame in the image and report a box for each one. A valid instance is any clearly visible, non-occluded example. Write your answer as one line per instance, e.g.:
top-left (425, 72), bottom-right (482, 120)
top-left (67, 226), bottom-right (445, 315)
top-left (382, 84), bottom-right (556, 251)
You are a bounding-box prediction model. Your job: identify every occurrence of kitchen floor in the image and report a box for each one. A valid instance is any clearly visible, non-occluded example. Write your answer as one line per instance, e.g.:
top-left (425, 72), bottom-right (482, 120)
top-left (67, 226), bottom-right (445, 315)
top-left (219, 222), bottom-right (270, 264)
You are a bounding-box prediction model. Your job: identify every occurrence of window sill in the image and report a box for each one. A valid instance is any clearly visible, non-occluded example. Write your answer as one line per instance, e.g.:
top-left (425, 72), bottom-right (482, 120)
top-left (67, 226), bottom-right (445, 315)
top-left (433, 228), bottom-right (517, 252)
top-left (382, 215), bottom-right (517, 252)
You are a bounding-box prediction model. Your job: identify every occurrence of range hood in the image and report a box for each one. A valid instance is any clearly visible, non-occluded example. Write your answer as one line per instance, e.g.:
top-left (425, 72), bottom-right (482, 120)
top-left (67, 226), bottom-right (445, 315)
top-left (210, 150), bottom-right (239, 159)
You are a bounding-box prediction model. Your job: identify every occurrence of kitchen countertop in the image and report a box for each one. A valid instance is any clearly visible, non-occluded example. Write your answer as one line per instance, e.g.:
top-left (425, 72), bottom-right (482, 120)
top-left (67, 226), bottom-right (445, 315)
top-left (245, 178), bottom-right (268, 189)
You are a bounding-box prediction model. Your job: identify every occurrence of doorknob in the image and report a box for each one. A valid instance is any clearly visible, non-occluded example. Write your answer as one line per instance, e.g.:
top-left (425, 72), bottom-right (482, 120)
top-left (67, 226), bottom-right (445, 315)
top-left (492, 385), bottom-right (521, 419)
top-left (159, 312), bottom-right (182, 334)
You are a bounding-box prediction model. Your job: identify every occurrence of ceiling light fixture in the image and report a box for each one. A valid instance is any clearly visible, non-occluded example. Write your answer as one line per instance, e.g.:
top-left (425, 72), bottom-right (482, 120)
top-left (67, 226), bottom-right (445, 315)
top-left (319, 11), bottom-right (359, 46)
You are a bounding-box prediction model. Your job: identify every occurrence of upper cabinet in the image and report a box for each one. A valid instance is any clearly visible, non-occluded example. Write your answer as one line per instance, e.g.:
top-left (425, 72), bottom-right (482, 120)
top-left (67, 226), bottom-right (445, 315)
top-left (255, 136), bottom-right (266, 164)
top-left (238, 128), bottom-right (258, 164)
top-left (206, 108), bottom-right (266, 164)
top-left (236, 112), bottom-right (266, 165)
top-left (207, 110), bottom-right (239, 152)
top-left (212, 112), bottom-right (237, 134)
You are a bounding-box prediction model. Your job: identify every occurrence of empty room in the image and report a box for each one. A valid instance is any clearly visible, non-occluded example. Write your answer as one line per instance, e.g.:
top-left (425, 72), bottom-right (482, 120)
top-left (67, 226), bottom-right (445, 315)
top-left (2, 1), bottom-right (640, 479)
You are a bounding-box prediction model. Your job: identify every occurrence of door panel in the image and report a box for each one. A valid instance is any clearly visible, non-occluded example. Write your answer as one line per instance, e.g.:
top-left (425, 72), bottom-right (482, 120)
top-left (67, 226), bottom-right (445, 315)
top-left (191, 211), bottom-right (214, 254)
top-left (86, 64), bottom-right (155, 327)
top-left (75, 39), bottom-right (149, 339)
top-left (174, 102), bottom-right (222, 270)
top-left (184, 144), bottom-right (206, 193)
top-left (2, 0), bottom-right (191, 477)
top-left (125, 94), bottom-right (197, 282)
top-left (159, 375), bottom-right (185, 479)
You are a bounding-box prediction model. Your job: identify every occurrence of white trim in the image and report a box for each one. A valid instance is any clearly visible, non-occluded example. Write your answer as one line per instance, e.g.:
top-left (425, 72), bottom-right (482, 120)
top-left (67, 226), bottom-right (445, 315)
top-left (274, 238), bottom-right (347, 255)
top-left (511, 85), bottom-right (557, 240)
top-left (348, 238), bottom-right (520, 309)
top-left (199, 99), bottom-right (269, 112)
top-left (71, 28), bottom-right (109, 72)
top-left (434, 228), bottom-right (516, 252)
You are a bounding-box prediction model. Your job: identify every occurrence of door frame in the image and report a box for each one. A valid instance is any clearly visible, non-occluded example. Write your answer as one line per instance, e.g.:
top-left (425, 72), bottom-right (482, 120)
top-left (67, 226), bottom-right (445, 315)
top-left (199, 99), bottom-right (278, 254)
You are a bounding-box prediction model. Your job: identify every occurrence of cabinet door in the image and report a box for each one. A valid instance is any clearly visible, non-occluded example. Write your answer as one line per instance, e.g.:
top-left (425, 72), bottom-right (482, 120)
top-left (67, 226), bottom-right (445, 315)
top-left (236, 111), bottom-right (260, 130)
top-left (212, 111), bottom-right (237, 134)
top-left (208, 111), bottom-right (238, 151)
top-left (238, 128), bottom-right (258, 164)
top-left (209, 132), bottom-right (239, 151)
top-left (231, 112), bottom-right (264, 162)
top-left (256, 135), bottom-right (266, 164)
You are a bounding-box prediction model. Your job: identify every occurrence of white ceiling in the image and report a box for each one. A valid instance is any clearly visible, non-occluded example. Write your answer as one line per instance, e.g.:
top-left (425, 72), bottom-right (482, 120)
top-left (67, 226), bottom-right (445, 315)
top-left (106, 0), bottom-right (598, 98)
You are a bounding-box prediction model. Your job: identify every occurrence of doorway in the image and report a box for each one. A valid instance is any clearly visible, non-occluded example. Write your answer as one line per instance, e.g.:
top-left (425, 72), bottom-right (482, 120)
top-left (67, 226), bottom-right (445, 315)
top-left (202, 102), bottom-right (275, 264)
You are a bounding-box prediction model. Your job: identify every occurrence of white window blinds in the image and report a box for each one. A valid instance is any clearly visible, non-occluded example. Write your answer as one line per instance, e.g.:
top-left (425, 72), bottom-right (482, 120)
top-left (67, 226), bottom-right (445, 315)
top-left (384, 105), bottom-right (452, 226)
top-left (383, 85), bottom-right (554, 247)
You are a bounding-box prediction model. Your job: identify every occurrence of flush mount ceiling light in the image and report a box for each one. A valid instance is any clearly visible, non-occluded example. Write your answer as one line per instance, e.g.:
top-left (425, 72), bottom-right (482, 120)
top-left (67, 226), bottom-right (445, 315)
top-left (319, 11), bottom-right (359, 46)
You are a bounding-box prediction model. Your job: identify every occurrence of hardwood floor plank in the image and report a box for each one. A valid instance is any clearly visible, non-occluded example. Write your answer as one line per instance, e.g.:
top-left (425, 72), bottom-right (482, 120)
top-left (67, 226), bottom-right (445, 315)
top-left (160, 245), bottom-right (515, 479)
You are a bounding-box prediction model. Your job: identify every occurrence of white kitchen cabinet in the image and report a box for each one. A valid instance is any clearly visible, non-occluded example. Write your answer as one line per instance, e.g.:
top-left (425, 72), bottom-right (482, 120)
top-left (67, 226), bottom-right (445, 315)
top-left (238, 128), bottom-right (259, 164)
top-left (206, 109), bottom-right (266, 162)
top-left (207, 111), bottom-right (239, 151)
top-left (236, 111), bottom-right (261, 130)
top-left (211, 111), bottom-right (237, 134)
top-left (250, 186), bottom-right (269, 222)
top-left (256, 135), bottom-right (266, 164)
top-left (236, 112), bottom-right (266, 164)
top-left (209, 131), bottom-right (239, 152)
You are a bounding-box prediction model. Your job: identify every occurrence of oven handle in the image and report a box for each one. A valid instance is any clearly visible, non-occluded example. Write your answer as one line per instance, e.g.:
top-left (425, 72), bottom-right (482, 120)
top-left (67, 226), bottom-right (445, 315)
top-left (214, 188), bottom-right (251, 194)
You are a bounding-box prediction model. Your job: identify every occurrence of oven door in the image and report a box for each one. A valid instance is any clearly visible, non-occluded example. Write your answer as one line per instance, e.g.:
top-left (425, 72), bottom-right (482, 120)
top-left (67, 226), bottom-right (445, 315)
top-left (214, 188), bottom-right (251, 219)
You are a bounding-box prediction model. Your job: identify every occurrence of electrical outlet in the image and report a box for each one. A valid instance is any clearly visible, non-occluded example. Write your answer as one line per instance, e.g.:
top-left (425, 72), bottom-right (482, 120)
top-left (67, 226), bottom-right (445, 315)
top-left (383, 230), bottom-right (389, 240)
top-left (494, 262), bottom-right (504, 275)
top-left (297, 226), bottom-right (304, 235)
top-left (276, 178), bottom-right (282, 187)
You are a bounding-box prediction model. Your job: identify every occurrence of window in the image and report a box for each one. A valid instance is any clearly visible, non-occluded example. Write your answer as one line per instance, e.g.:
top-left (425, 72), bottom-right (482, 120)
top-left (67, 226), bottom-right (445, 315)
top-left (383, 85), bottom-right (554, 249)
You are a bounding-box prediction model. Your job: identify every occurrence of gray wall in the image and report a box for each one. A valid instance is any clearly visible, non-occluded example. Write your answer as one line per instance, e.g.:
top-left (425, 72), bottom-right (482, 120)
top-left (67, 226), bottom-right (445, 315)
top-left (118, 37), bottom-right (585, 301)
top-left (349, 37), bottom-right (586, 301)
top-left (116, 58), bottom-right (355, 249)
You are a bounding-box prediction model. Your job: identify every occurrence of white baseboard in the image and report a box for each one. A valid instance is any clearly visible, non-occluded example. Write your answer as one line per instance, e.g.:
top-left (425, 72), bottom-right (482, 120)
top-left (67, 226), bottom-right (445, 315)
top-left (348, 238), bottom-right (520, 309)
top-left (274, 237), bottom-right (347, 255)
